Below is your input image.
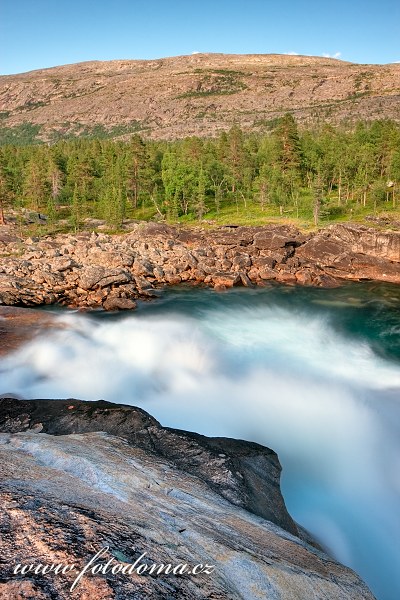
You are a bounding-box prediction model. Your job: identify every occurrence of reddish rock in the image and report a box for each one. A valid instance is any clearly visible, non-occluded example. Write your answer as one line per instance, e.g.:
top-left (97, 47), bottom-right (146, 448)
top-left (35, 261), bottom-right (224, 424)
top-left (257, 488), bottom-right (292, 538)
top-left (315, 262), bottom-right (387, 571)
top-left (0, 306), bottom-right (57, 356)
top-left (0, 397), bottom-right (375, 600)
top-left (252, 256), bottom-right (277, 269)
top-left (275, 272), bottom-right (298, 284)
top-left (295, 271), bottom-right (313, 285)
top-left (258, 266), bottom-right (277, 280)
top-left (212, 273), bottom-right (241, 288)
top-left (0, 223), bottom-right (399, 309)
top-left (102, 296), bottom-right (137, 311)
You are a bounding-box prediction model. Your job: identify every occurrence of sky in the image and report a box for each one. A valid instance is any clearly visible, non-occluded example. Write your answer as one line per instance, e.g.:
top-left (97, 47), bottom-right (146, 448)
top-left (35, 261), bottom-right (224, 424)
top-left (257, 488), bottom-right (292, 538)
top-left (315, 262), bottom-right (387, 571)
top-left (1, 0), bottom-right (400, 75)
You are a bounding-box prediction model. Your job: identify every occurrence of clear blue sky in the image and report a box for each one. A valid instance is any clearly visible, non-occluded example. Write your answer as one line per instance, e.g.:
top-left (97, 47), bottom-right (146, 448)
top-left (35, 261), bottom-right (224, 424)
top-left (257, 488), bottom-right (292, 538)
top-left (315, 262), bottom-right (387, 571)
top-left (1, 0), bottom-right (399, 75)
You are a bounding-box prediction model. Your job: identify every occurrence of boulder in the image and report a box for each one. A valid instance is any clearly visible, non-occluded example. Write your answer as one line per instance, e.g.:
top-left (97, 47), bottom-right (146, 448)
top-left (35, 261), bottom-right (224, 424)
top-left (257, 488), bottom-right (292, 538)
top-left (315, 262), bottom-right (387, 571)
top-left (102, 296), bottom-right (137, 311)
top-left (212, 273), bottom-right (241, 288)
top-left (79, 266), bottom-right (131, 290)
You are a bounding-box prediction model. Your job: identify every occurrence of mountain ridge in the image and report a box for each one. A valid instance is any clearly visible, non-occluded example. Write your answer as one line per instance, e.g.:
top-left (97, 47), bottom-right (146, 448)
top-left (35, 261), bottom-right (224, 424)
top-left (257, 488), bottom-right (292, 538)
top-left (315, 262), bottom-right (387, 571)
top-left (1, 53), bottom-right (400, 142)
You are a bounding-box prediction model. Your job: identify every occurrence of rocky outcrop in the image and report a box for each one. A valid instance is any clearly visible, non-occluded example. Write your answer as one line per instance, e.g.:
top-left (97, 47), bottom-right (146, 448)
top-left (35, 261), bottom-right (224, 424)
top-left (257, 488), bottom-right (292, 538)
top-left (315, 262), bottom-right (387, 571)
top-left (0, 397), bottom-right (375, 599)
top-left (0, 222), bottom-right (399, 310)
top-left (0, 305), bottom-right (57, 356)
top-left (296, 224), bottom-right (400, 283)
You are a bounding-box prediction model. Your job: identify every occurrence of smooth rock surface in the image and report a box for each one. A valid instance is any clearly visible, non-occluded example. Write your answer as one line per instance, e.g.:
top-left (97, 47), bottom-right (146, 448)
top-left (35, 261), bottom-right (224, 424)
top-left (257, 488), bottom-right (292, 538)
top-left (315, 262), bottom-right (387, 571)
top-left (0, 398), bottom-right (375, 599)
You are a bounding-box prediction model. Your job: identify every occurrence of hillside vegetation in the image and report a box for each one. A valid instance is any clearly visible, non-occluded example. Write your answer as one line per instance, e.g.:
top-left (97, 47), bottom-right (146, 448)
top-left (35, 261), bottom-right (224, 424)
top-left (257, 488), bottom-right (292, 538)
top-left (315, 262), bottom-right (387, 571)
top-left (1, 116), bottom-right (399, 233)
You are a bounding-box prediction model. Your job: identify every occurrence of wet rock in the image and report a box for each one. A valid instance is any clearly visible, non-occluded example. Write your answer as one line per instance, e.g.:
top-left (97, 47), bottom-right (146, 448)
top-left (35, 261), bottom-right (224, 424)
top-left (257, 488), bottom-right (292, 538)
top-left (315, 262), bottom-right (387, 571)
top-left (0, 398), bottom-right (375, 600)
top-left (212, 273), bottom-right (241, 288)
top-left (0, 307), bottom-right (58, 356)
top-left (295, 270), bottom-right (313, 285)
top-left (102, 296), bottom-right (137, 311)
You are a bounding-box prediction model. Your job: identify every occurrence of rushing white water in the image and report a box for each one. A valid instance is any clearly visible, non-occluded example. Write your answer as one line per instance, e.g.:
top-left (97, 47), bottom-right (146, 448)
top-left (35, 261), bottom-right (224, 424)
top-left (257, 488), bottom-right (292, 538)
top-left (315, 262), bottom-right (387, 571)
top-left (0, 288), bottom-right (399, 600)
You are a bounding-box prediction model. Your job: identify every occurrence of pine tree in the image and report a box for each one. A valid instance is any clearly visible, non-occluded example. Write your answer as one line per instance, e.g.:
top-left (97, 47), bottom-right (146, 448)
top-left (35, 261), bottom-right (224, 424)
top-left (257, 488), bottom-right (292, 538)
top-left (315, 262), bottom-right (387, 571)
top-left (127, 134), bottom-right (146, 209)
top-left (274, 113), bottom-right (302, 175)
top-left (23, 156), bottom-right (48, 211)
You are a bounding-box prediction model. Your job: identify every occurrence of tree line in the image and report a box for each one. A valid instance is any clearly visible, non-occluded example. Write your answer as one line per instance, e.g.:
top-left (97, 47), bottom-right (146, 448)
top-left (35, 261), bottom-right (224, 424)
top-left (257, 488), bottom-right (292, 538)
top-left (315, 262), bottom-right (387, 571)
top-left (0, 115), bottom-right (399, 229)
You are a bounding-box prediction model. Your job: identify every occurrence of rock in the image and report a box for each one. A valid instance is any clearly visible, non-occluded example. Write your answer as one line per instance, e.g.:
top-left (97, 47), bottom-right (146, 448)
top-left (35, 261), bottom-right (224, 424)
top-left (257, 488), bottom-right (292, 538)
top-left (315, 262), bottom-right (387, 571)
top-left (212, 273), bottom-right (241, 288)
top-left (132, 258), bottom-right (154, 277)
top-left (240, 272), bottom-right (253, 287)
top-left (208, 227), bottom-right (255, 246)
top-left (253, 230), bottom-right (291, 250)
top-left (330, 224), bottom-right (400, 262)
top-left (79, 266), bottom-right (131, 290)
top-left (164, 274), bottom-right (182, 285)
top-left (0, 223), bottom-right (399, 309)
top-left (0, 306), bottom-right (57, 356)
top-left (314, 274), bottom-right (341, 287)
top-left (0, 274), bottom-right (56, 306)
top-left (78, 265), bottom-right (108, 290)
top-left (0, 398), bottom-right (375, 600)
top-left (232, 253), bottom-right (251, 270)
top-left (102, 296), bottom-right (137, 311)
top-left (297, 225), bottom-right (400, 284)
top-left (48, 257), bottom-right (76, 272)
top-left (252, 256), bottom-right (277, 269)
top-left (275, 272), bottom-right (298, 284)
top-left (258, 266), bottom-right (277, 281)
top-left (295, 270), bottom-right (313, 285)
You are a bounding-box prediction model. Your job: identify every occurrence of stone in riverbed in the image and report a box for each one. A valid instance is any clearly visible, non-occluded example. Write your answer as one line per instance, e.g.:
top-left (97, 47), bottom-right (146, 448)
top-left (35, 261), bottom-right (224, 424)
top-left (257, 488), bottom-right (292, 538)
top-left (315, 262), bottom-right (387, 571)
top-left (102, 296), bottom-right (137, 311)
top-left (212, 273), bottom-right (241, 288)
top-left (0, 306), bottom-right (57, 356)
top-left (295, 270), bottom-right (313, 285)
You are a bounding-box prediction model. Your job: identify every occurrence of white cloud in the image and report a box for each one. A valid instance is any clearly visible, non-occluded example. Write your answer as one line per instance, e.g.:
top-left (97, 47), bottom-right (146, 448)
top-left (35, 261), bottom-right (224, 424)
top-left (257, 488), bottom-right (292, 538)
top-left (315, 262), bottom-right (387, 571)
top-left (323, 52), bottom-right (342, 59)
top-left (285, 51), bottom-right (299, 55)
top-left (191, 51), bottom-right (201, 55)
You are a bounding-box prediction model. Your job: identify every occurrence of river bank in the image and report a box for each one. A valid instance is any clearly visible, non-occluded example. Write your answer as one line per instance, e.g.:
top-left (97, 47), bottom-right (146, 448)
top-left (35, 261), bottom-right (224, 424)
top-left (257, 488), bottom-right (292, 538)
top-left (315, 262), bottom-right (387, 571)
top-left (0, 222), bottom-right (399, 310)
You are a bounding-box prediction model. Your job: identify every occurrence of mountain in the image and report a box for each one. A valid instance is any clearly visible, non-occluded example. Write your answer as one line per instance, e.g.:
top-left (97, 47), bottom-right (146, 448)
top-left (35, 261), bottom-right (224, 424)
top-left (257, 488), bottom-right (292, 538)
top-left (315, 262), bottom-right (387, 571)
top-left (1, 53), bottom-right (400, 142)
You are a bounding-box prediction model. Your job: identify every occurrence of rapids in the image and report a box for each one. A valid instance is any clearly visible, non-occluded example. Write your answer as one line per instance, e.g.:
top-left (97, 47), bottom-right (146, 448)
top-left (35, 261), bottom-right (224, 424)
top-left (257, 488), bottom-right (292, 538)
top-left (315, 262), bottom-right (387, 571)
top-left (1, 282), bottom-right (399, 600)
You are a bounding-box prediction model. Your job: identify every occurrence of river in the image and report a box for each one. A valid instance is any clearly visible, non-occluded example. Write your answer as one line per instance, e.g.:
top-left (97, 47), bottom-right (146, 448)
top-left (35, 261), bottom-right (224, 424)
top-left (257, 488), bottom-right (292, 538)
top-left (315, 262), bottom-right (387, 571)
top-left (1, 282), bottom-right (399, 600)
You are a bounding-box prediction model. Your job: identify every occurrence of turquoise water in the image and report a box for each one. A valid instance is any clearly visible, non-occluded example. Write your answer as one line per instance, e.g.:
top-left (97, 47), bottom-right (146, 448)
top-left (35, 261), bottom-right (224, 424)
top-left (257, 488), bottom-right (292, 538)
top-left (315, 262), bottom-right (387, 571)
top-left (1, 282), bottom-right (400, 599)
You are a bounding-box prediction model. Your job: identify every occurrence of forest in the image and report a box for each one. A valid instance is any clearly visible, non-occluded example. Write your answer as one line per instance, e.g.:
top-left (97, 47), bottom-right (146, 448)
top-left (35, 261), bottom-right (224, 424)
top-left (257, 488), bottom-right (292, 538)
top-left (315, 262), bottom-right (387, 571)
top-left (0, 114), bottom-right (399, 232)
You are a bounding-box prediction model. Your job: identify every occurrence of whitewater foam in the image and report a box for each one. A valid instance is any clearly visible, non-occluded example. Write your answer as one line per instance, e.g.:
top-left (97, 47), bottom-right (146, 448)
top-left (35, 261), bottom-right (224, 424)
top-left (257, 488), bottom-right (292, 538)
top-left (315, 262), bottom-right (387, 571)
top-left (0, 293), bottom-right (399, 599)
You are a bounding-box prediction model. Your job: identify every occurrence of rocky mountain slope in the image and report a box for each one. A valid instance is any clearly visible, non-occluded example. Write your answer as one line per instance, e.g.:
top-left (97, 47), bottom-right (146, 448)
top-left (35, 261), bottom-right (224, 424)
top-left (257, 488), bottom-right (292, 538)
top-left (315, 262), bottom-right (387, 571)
top-left (0, 397), bottom-right (375, 599)
top-left (1, 53), bottom-right (400, 141)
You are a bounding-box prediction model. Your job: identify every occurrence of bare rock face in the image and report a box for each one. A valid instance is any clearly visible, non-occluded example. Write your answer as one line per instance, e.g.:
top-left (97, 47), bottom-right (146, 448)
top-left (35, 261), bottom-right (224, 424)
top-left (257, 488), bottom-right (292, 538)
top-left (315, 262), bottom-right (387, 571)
top-left (297, 224), bottom-right (400, 283)
top-left (0, 223), bottom-right (399, 310)
top-left (0, 398), bottom-right (375, 599)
